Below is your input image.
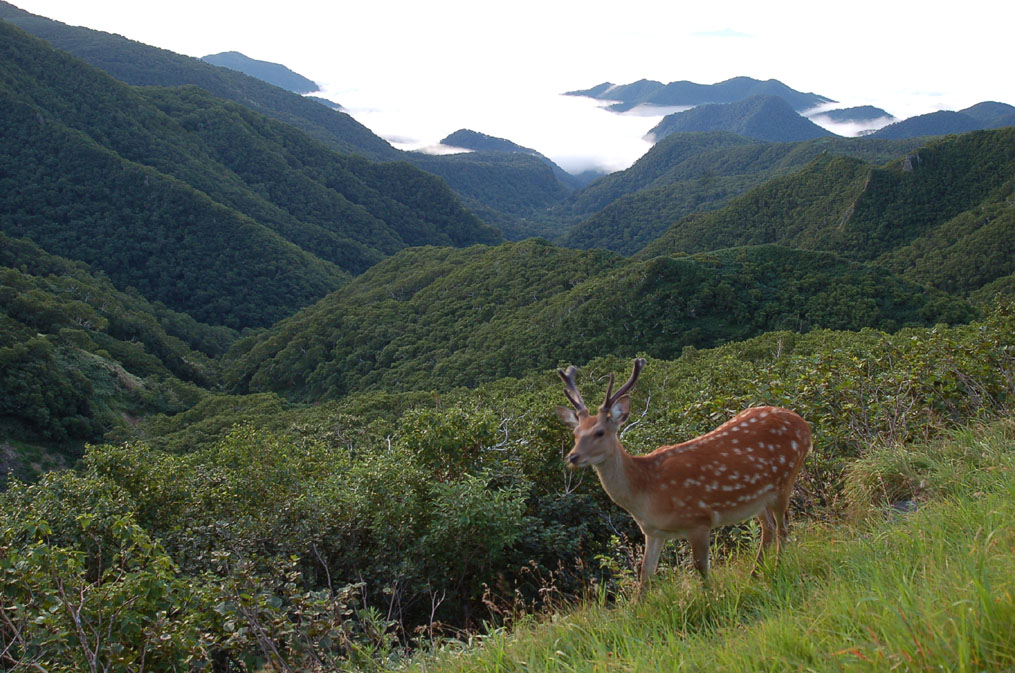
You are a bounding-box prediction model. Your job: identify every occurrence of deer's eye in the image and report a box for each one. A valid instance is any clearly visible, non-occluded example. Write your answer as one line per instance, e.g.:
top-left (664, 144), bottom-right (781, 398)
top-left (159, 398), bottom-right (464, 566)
top-left (594, 429), bottom-right (605, 438)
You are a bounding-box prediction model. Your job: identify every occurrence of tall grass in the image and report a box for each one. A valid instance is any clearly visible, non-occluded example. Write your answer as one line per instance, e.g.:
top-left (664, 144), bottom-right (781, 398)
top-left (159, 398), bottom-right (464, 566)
top-left (398, 418), bottom-right (1015, 672)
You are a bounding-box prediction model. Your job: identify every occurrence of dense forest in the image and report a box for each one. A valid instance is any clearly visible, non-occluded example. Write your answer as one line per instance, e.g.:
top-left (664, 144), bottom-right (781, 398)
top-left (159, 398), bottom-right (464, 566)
top-left (3, 4), bottom-right (1015, 671)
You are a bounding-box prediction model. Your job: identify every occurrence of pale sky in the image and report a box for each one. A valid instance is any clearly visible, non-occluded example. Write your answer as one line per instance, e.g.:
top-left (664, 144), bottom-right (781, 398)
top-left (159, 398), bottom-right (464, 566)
top-left (12, 1), bottom-right (1015, 173)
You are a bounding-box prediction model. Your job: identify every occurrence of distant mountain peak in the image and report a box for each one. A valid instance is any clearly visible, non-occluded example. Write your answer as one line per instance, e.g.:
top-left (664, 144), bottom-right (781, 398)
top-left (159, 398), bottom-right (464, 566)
top-left (201, 51), bottom-right (319, 94)
top-left (648, 94), bottom-right (836, 143)
top-left (440, 129), bottom-right (539, 155)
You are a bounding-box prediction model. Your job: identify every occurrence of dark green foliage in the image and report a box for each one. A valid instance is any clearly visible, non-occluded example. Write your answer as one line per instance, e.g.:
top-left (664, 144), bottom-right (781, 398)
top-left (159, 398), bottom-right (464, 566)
top-left (223, 240), bottom-right (625, 397)
top-left (1, 4), bottom-right (577, 232)
top-left (0, 20), bottom-right (500, 327)
top-left (648, 95), bottom-right (835, 143)
top-left (642, 128), bottom-right (1015, 295)
top-left (412, 151), bottom-right (571, 223)
top-left (1, 2), bottom-right (396, 159)
top-left (201, 51), bottom-right (319, 94)
top-left (559, 133), bottom-right (925, 254)
top-left (881, 179), bottom-right (1015, 295)
top-left (224, 240), bottom-right (971, 401)
top-left (5, 303), bottom-right (1013, 670)
top-left (0, 234), bottom-right (215, 449)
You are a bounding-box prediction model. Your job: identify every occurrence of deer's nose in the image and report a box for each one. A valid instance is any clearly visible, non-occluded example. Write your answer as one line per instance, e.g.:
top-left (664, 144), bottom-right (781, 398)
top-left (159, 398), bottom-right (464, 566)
top-left (568, 452), bottom-right (580, 465)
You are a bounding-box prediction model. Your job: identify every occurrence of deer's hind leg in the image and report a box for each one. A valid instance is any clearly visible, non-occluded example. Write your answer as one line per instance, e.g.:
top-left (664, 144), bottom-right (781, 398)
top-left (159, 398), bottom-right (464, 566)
top-left (753, 506), bottom-right (779, 576)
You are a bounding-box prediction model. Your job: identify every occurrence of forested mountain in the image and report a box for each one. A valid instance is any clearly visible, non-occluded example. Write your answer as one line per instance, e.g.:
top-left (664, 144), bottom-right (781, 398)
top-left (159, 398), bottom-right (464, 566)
top-left (0, 3), bottom-right (578, 234)
top-left (224, 240), bottom-right (971, 400)
top-left (868, 102), bottom-right (1015, 139)
top-left (566, 76), bottom-right (833, 112)
top-left (0, 20), bottom-right (499, 328)
top-left (441, 129), bottom-right (540, 155)
top-left (817, 105), bottom-right (894, 122)
top-left (0, 233), bottom-right (226, 471)
top-left (641, 127), bottom-right (1015, 296)
top-left (440, 129), bottom-right (593, 190)
top-left (648, 95), bottom-right (835, 143)
top-left (559, 133), bottom-right (926, 254)
top-left (0, 2), bottom-right (395, 159)
top-left (201, 51), bottom-right (319, 94)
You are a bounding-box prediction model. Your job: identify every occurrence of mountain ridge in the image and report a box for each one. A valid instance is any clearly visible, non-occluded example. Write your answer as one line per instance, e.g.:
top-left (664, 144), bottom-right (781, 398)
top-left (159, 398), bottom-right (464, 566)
top-left (201, 50), bottom-right (319, 94)
top-left (567, 75), bottom-right (834, 112)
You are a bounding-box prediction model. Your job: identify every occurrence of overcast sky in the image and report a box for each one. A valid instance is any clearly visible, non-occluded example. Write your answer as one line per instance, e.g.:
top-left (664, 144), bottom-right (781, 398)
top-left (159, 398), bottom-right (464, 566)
top-left (13, 0), bottom-right (1015, 173)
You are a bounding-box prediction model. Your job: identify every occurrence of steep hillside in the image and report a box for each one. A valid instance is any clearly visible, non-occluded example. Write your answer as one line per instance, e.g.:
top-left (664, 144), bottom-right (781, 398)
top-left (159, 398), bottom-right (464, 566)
top-left (412, 151), bottom-right (572, 239)
top-left (880, 178), bottom-right (1015, 295)
top-left (0, 20), bottom-right (499, 327)
top-left (224, 241), bottom-right (971, 400)
top-left (1, 3), bottom-right (577, 233)
top-left (641, 128), bottom-right (1015, 294)
top-left (560, 134), bottom-right (925, 254)
top-left (567, 76), bottom-right (833, 112)
top-left (0, 2), bottom-right (395, 158)
top-left (0, 234), bottom-right (221, 459)
top-left (648, 95), bottom-right (835, 143)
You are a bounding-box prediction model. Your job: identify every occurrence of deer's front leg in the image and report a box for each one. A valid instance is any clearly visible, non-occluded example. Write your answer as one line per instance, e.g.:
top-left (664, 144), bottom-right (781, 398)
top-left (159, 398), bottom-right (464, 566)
top-left (638, 534), bottom-right (664, 595)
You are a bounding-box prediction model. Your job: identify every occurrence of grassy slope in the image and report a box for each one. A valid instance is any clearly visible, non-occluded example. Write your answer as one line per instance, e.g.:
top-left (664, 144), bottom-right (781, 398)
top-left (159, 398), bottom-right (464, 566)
top-left (404, 418), bottom-right (1015, 672)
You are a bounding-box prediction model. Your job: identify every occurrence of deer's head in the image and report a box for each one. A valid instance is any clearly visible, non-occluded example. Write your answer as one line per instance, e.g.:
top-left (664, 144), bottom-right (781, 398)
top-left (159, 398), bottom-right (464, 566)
top-left (555, 358), bottom-right (644, 468)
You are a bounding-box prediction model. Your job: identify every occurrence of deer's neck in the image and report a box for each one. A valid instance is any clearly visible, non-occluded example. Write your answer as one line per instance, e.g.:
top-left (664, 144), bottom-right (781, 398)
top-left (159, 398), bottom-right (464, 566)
top-left (593, 442), bottom-right (641, 512)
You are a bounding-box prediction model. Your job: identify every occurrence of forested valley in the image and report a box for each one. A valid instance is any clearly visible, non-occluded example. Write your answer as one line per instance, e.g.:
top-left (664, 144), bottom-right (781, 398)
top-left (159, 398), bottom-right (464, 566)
top-left (3, 5), bottom-right (1015, 671)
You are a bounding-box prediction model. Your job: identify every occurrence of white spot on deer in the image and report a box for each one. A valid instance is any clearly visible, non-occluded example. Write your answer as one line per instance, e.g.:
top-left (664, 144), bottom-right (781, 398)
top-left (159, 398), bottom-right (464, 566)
top-left (778, 455), bottom-right (786, 464)
top-left (697, 500), bottom-right (708, 509)
top-left (760, 411), bottom-right (770, 418)
top-left (791, 440), bottom-right (799, 451)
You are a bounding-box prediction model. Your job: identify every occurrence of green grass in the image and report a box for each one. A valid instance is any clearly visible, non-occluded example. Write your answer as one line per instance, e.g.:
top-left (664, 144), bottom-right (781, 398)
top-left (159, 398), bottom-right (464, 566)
top-left (397, 419), bottom-right (1015, 672)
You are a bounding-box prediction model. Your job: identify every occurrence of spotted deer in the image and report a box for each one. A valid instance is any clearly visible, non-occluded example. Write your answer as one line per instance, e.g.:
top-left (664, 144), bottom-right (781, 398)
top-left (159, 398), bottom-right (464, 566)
top-left (555, 358), bottom-right (811, 589)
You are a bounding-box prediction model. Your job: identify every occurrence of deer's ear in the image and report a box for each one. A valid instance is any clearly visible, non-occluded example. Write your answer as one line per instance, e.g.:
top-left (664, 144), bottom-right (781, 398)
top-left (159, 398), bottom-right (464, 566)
top-left (608, 395), bottom-right (631, 426)
top-left (555, 406), bottom-right (580, 429)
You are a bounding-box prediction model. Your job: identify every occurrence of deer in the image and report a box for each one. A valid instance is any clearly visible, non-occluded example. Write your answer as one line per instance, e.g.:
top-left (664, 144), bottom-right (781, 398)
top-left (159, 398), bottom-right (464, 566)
top-left (555, 358), bottom-right (811, 592)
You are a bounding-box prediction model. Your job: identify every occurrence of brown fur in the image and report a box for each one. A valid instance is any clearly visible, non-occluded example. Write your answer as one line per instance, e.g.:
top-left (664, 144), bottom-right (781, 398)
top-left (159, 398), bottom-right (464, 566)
top-left (556, 359), bottom-right (811, 590)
